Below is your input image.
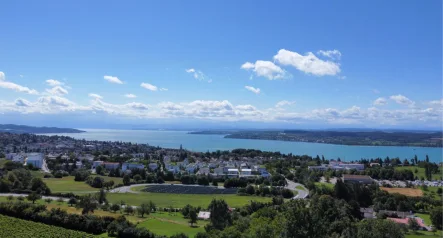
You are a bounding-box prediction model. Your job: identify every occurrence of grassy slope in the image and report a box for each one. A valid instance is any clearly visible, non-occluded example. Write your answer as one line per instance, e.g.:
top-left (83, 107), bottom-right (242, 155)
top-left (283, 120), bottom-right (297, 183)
top-left (43, 176), bottom-right (123, 194)
top-left (137, 212), bottom-right (208, 237)
top-left (405, 231), bottom-right (443, 238)
top-left (415, 213), bottom-right (431, 226)
top-left (107, 192), bottom-right (271, 208)
top-left (315, 182), bottom-right (334, 189)
top-left (395, 166), bottom-right (441, 181)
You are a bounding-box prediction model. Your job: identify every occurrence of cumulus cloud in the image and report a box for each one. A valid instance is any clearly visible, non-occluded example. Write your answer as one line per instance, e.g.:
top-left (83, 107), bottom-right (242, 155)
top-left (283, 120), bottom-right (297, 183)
top-left (46, 79), bottom-right (62, 86)
top-left (273, 49), bottom-right (341, 76)
top-left (275, 100), bottom-right (296, 107)
top-left (0, 71), bottom-right (38, 95)
top-left (46, 86), bottom-right (68, 95)
top-left (15, 98), bottom-right (32, 107)
top-left (241, 60), bottom-right (287, 80)
top-left (160, 88), bottom-right (168, 91)
top-left (185, 68), bottom-right (210, 82)
top-left (125, 94), bottom-right (137, 98)
top-left (88, 93), bottom-right (103, 99)
top-left (140, 83), bottom-right (158, 91)
top-left (104, 75), bottom-right (123, 84)
top-left (373, 97), bottom-right (387, 106)
top-left (428, 99), bottom-right (443, 106)
top-left (317, 50), bottom-right (342, 60)
top-left (390, 94), bottom-right (414, 106)
top-left (245, 86), bottom-right (260, 94)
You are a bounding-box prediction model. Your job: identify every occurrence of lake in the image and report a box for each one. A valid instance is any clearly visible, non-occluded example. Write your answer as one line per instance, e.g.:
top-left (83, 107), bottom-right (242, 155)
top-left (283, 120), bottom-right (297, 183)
top-left (41, 129), bottom-right (443, 163)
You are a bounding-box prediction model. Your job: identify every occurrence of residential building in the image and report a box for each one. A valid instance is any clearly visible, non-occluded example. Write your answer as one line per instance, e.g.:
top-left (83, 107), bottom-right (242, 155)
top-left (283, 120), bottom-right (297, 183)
top-left (197, 167), bottom-right (210, 175)
top-left (360, 208), bottom-right (375, 219)
top-left (148, 163), bottom-right (158, 171)
top-left (227, 168), bottom-right (239, 178)
top-left (26, 153), bottom-right (43, 169)
top-left (92, 161), bottom-right (104, 169)
top-left (122, 163), bottom-right (145, 172)
top-left (240, 168), bottom-right (252, 176)
top-left (198, 211), bottom-right (211, 220)
top-left (103, 162), bottom-right (120, 170)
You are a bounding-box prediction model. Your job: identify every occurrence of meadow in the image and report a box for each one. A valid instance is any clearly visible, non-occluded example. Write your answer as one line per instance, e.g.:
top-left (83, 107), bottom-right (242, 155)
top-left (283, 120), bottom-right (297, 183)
top-left (107, 192), bottom-right (272, 208)
top-left (43, 176), bottom-right (123, 194)
top-left (395, 166), bottom-right (441, 181)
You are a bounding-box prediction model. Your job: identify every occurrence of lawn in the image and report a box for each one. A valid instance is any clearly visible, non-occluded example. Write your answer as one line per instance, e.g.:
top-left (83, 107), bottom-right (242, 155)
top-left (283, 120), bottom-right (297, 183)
top-left (405, 230), bottom-right (443, 238)
top-left (415, 213), bottom-right (431, 226)
top-left (107, 192), bottom-right (271, 208)
top-left (43, 176), bottom-right (123, 194)
top-left (395, 166), bottom-right (441, 181)
top-left (296, 185), bottom-right (307, 191)
top-left (0, 158), bottom-right (6, 168)
top-left (137, 216), bottom-right (205, 237)
top-left (315, 182), bottom-right (334, 189)
top-left (420, 186), bottom-right (442, 200)
top-left (43, 176), bottom-right (98, 194)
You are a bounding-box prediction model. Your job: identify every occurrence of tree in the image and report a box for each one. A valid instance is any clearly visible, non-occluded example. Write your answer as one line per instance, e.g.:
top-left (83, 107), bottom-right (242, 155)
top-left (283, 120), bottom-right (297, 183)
top-left (6, 195), bottom-right (14, 202)
top-left (27, 192), bottom-right (41, 204)
top-left (97, 189), bottom-right (107, 204)
top-left (124, 205), bottom-right (134, 215)
top-left (133, 174), bottom-right (142, 182)
top-left (357, 219), bottom-right (404, 238)
top-left (57, 197), bottom-right (64, 204)
top-left (104, 180), bottom-right (115, 190)
top-left (95, 165), bottom-right (104, 175)
top-left (437, 187), bottom-right (442, 195)
top-left (137, 203), bottom-right (150, 217)
top-left (76, 194), bottom-right (98, 214)
top-left (430, 207), bottom-right (443, 230)
top-left (149, 201), bottom-right (156, 213)
top-left (44, 198), bottom-right (53, 204)
top-left (408, 218), bottom-right (420, 232)
top-left (110, 204), bottom-right (121, 213)
top-left (208, 199), bottom-right (232, 230)
top-left (17, 196), bottom-right (24, 201)
top-left (189, 208), bottom-right (198, 227)
top-left (68, 197), bottom-right (77, 207)
top-left (212, 180), bottom-right (218, 187)
top-left (123, 175), bottom-right (131, 185)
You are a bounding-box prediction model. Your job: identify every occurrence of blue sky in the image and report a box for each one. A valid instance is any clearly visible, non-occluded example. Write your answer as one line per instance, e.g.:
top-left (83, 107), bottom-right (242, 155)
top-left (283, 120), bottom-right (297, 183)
top-left (0, 0), bottom-right (442, 129)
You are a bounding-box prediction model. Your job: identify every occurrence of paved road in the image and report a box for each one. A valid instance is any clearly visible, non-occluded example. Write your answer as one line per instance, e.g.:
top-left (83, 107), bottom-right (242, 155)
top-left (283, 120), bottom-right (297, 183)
top-left (285, 179), bottom-right (309, 199)
top-left (41, 159), bottom-right (50, 173)
top-left (0, 193), bottom-right (69, 202)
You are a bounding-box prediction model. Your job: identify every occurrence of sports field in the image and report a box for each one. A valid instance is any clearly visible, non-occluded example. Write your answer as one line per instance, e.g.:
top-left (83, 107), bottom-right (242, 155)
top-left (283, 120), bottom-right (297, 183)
top-left (137, 212), bottom-right (207, 237)
top-left (107, 192), bottom-right (271, 208)
top-left (380, 187), bottom-right (423, 197)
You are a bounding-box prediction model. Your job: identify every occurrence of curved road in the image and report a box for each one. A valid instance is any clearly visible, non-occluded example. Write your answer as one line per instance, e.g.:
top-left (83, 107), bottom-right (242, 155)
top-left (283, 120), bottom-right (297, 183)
top-left (285, 179), bottom-right (309, 199)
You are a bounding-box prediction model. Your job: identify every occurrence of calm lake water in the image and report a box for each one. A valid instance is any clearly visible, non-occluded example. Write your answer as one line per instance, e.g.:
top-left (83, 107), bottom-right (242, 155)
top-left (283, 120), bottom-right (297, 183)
top-left (41, 129), bottom-right (443, 163)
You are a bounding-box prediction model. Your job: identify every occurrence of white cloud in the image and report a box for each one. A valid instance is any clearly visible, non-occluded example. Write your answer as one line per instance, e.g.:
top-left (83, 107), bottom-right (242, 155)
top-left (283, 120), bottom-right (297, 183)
top-left (373, 97), bottom-right (387, 106)
top-left (273, 49), bottom-right (341, 76)
top-left (428, 99), bottom-right (443, 106)
top-left (276, 100), bottom-right (296, 107)
top-left (15, 98), bottom-right (32, 107)
top-left (390, 94), bottom-right (414, 106)
top-left (160, 88), bottom-right (168, 91)
top-left (241, 60), bottom-right (287, 80)
top-left (46, 86), bottom-right (68, 95)
top-left (125, 94), bottom-right (137, 98)
top-left (104, 75), bottom-right (123, 84)
top-left (317, 49), bottom-right (342, 60)
top-left (0, 72), bottom-right (38, 95)
top-left (245, 86), bottom-right (260, 94)
top-left (46, 79), bottom-right (62, 87)
top-left (185, 68), bottom-right (211, 82)
top-left (88, 93), bottom-right (103, 99)
top-left (140, 83), bottom-right (158, 91)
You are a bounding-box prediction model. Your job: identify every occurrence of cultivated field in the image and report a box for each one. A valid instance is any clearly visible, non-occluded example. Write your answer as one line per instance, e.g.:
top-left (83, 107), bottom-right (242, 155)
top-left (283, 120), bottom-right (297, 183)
top-left (380, 187), bottom-right (423, 197)
top-left (0, 214), bottom-right (95, 238)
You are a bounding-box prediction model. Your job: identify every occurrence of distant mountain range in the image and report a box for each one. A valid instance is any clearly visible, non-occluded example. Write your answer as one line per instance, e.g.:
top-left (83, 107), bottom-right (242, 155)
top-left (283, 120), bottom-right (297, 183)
top-left (0, 124), bottom-right (85, 134)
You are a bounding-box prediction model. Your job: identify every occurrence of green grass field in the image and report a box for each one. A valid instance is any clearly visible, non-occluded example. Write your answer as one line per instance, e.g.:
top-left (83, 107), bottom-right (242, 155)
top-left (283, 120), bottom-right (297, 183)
top-left (395, 166), bottom-right (441, 181)
top-left (420, 186), bottom-right (442, 200)
top-left (0, 158), bottom-right (7, 168)
top-left (137, 212), bottom-right (208, 237)
top-left (314, 182), bottom-right (334, 189)
top-left (405, 230), bottom-right (443, 238)
top-left (295, 185), bottom-right (307, 191)
top-left (415, 213), bottom-right (431, 226)
top-left (107, 192), bottom-right (271, 208)
top-left (43, 176), bottom-right (123, 194)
